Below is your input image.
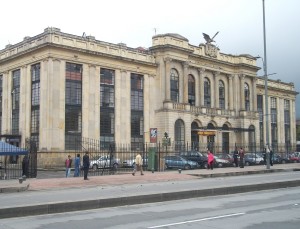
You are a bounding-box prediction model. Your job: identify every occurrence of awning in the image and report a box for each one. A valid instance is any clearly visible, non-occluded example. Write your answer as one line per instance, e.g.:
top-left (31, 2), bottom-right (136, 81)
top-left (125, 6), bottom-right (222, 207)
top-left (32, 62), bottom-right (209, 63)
top-left (197, 130), bottom-right (216, 136)
top-left (0, 141), bottom-right (28, 156)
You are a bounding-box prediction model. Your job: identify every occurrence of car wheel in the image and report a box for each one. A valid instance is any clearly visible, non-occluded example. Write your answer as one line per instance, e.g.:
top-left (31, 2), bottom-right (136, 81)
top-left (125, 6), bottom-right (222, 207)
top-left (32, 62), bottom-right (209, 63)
top-left (203, 162), bottom-right (208, 169)
top-left (165, 163), bottom-right (169, 169)
top-left (184, 164), bottom-right (191, 170)
top-left (113, 163), bottom-right (118, 170)
top-left (132, 162), bottom-right (136, 168)
top-left (217, 163), bottom-right (223, 168)
top-left (92, 164), bottom-right (98, 170)
top-left (245, 161), bottom-right (250, 166)
top-left (281, 160), bottom-right (286, 164)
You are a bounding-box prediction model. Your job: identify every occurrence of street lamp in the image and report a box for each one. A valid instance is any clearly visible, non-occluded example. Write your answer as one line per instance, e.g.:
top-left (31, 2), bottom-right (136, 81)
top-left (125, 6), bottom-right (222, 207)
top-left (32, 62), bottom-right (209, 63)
top-left (262, 0), bottom-right (270, 169)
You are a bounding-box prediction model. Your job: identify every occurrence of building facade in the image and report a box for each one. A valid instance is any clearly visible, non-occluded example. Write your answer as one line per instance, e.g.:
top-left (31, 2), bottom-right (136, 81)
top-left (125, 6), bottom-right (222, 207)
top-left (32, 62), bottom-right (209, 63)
top-left (0, 28), bottom-right (298, 161)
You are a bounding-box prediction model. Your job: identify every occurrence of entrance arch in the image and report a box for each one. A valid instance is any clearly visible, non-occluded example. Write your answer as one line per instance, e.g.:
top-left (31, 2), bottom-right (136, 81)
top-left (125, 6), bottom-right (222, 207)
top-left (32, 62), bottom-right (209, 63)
top-left (191, 121), bottom-right (200, 150)
top-left (222, 124), bottom-right (229, 154)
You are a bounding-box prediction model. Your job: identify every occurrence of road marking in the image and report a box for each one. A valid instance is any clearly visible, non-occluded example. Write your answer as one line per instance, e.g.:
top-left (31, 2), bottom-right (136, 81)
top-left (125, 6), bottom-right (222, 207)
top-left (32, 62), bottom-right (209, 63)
top-left (147, 212), bottom-right (245, 228)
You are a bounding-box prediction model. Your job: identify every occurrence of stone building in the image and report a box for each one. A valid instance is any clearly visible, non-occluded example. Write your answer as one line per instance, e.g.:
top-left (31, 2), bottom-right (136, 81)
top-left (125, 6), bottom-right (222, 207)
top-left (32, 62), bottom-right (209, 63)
top-left (0, 27), bottom-right (298, 166)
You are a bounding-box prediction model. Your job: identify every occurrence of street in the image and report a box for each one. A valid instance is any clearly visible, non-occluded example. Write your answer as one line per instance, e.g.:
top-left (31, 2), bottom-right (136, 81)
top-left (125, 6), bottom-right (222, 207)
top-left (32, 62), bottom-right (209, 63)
top-left (0, 186), bottom-right (299, 229)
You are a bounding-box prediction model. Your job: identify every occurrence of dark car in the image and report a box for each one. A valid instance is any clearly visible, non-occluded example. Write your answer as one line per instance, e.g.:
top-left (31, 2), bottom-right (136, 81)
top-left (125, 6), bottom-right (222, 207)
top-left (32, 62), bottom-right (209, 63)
top-left (164, 155), bottom-right (200, 170)
top-left (215, 154), bottom-right (235, 167)
top-left (179, 151), bottom-right (208, 168)
top-left (273, 154), bottom-right (291, 164)
top-left (289, 152), bottom-right (300, 163)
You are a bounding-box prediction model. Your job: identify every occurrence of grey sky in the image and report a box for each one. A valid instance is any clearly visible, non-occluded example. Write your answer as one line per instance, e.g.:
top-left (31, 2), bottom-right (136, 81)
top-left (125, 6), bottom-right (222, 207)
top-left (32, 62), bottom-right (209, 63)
top-left (1, 0), bottom-right (299, 118)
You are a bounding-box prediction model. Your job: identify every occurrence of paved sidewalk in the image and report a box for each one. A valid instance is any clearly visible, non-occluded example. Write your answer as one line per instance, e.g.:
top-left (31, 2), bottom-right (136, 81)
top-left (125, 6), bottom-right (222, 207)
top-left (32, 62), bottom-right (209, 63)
top-left (0, 163), bottom-right (300, 219)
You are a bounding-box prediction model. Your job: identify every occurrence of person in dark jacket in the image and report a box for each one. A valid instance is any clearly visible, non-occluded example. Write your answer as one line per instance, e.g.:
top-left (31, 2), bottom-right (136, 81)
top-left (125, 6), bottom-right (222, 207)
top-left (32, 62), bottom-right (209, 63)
top-left (22, 155), bottom-right (29, 177)
top-left (239, 148), bottom-right (244, 168)
top-left (233, 148), bottom-right (239, 167)
top-left (82, 152), bottom-right (90, 180)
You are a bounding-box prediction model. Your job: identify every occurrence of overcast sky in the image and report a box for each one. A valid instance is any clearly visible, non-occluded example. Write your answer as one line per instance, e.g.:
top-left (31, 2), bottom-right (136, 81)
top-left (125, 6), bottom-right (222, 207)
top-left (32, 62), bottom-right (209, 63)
top-left (1, 0), bottom-right (299, 118)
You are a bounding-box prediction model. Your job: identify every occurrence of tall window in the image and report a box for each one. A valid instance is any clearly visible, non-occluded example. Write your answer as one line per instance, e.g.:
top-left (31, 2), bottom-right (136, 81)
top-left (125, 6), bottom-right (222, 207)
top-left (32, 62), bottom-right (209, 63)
top-left (244, 83), bottom-right (250, 111)
top-left (191, 122), bottom-right (199, 150)
top-left (12, 70), bottom-right (20, 135)
top-left (188, 74), bottom-right (195, 106)
top-left (170, 68), bottom-right (179, 102)
top-left (65, 63), bottom-right (82, 150)
top-left (204, 77), bottom-right (211, 107)
top-left (248, 125), bottom-right (256, 153)
top-left (219, 80), bottom-right (225, 109)
top-left (100, 68), bottom-right (115, 147)
top-left (175, 119), bottom-right (185, 150)
top-left (31, 64), bottom-right (40, 148)
top-left (270, 97), bottom-right (277, 151)
top-left (0, 75), bottom-right (2, 135)
top-left (284, 100), bottom-right (291, 152)
top-left (257, 95), bottom-right (264, 149)
top-left (131, 73), bottom-right (144, 149)
top-left (222, 124), bottom-right (229, 154)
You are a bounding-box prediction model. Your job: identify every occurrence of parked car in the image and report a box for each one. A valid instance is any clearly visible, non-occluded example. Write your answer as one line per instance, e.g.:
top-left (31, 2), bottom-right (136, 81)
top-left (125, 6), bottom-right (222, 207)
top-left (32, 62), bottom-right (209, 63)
top-left (214, 154), bottom-right (234, 167)
top-left (164, 155), bottom-right (200, 170)
top-left (122, 156), bottom-right (148, 168)
top-left (89, 155), bottom-right (120, 170)
top-left (0, 161), bottom-right (2, 169)
top-left (179, 151), bottom-right (208, 168)
top-left (289, 152), bottom-right (300, 163)
top-left (273, 154), bottom-right (291, 164)
top-left (244, 153), bottom-right (264, 166)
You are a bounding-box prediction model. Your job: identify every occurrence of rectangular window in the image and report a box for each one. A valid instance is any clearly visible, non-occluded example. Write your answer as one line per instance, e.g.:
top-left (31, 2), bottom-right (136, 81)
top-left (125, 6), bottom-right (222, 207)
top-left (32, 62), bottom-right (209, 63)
top-left (131, 73), bottom-right (144, 149)
top-left (31, 63), bottom-right (40, 148)
top-left (12, 70), bottom-right (20, 135)
top-left (65, 63), bottom-right (82, 150)
top-left (100, 68), bottom-right (115, 146)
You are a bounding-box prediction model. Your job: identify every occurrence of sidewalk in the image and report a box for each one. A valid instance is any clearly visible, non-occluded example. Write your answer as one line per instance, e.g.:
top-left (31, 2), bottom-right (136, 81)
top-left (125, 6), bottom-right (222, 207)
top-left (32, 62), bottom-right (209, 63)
top-left (0, 163), bottom-right (300, 219)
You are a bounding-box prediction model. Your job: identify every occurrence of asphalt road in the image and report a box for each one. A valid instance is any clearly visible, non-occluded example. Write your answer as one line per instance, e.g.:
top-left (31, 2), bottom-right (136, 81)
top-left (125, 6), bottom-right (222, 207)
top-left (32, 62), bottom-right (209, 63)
top-left (1, 186), bottom-right (299, 229)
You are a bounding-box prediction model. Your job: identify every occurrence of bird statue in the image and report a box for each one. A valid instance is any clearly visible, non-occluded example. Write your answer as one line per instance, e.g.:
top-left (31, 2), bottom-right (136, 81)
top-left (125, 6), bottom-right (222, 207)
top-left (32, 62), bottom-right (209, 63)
top-left (203, 32), bottom-right (219, 44)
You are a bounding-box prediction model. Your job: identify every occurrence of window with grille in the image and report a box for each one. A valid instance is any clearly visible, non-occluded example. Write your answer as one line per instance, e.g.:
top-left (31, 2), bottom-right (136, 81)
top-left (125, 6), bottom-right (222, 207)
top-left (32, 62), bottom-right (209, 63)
top-left (65, 63), bottom-right (82, 149)
top-left (12, 70), bottom-right (20, 135)
top-left (100, 68), bottom-right (115, 145)
top-left (131, 73), bottom-right (144, 148)
top-left (257, 95), bottom-right (264, 148)
top-left (284, 99), bottom-right (291, 148)
top-left (188, 74), bottom-right (195, 106)
top-left (270, 97), bottom-right (277, 148)
top-left (175, 119), bottom-right (185, 151)
top-left (170, 68), bottom-right (179, 102)
top-left (244, 83), bottom-right (250, 111)
top-left (219, 80), bottom-right (225, 109)
top-left (204, 77), bottom-right (211, 107)
top-left (31, 64), bottom-right (40, 148)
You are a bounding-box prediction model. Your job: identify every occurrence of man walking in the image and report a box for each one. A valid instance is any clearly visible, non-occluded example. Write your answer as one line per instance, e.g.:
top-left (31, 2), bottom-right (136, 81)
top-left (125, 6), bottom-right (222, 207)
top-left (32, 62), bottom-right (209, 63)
top-left (83, 152), bottom-right (90, 180)
top-left (65, 155), bottom-right (72, 177)
top-left (132, 152), bottom-right (144, 176)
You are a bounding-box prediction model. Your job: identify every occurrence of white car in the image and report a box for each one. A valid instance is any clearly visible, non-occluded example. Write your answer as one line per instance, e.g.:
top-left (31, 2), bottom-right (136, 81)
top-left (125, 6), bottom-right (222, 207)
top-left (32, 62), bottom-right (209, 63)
top-left (122, 156), bottom-right (148, 168)
top-left (89, 155), bottom-right (120, 170)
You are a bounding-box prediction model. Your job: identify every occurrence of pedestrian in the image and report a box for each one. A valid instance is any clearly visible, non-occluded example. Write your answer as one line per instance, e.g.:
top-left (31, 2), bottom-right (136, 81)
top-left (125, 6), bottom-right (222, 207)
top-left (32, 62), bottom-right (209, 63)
top-left (269, 147), bottom-right (273, 166)
top-left (65, 155), bottom-right (72, 177)
top-left (83, 151), bottom-right (90, 180)
top-left (132, 152), bottom-right (144, 176)
top-left (22, 155), bottom-right (29, 177)
top-left (239, 147), bottom-right (244, 168)
top-left (74, 154), bottom-right (80, 177)
top-left (207, 150), bottom-right (214, 170)
top-left (233, 147), bottom-right (239, 167)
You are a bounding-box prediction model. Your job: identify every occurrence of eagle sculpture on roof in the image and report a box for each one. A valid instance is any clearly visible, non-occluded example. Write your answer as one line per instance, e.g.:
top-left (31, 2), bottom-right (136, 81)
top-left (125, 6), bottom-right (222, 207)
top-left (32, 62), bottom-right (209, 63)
top-left (203, 32), bottom-right (219, 44)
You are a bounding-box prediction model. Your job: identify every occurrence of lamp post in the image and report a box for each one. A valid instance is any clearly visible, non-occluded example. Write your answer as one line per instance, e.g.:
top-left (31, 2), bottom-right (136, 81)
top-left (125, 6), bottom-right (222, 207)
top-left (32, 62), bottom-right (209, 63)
top-left (262, 0), bottom-right (270, 169)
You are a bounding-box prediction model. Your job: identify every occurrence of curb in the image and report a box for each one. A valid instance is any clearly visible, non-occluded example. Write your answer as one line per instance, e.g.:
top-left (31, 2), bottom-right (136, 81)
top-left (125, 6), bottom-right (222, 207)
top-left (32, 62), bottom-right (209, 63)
top-left (0, 179), bottom-right (300, 219)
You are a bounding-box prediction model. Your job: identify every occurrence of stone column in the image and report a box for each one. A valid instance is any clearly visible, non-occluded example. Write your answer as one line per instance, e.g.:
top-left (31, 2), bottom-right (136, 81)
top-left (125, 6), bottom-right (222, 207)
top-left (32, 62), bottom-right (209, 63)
top-left (252, 78), bottom-right (257, 111)
top-left (239, 74), bottom-right (245, 110)
top-left (183, 61), bottom-right (189, 104)
top-left (228, 75), bottom-right (234, 110)
top-left (164, 57), bottom-right (171, 101)
top-left (114, 69), bottom-right (121, 144)
top-left (290, 99), bottom-right (296, 144)
top-left (82, 64), bottom-right (100, 140)
top-left (1, 71), bottom-right (10, 135)
top-left (198, 68), bottom-right (205, 107)
top-left (213, 71), bottom-right (220, 108)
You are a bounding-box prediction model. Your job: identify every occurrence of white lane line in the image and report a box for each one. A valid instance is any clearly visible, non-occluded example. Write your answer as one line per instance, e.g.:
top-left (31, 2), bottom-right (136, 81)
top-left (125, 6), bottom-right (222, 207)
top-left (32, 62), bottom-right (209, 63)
top-left (147, 212), bottom-right (245, 228)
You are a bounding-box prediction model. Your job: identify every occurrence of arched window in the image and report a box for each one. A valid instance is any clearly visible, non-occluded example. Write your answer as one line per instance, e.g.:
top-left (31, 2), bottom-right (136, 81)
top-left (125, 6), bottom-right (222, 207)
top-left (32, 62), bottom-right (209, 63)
top-left (170, 68), bottom-right (179, 102)
top-left (204, 77), bottom-right (211, 107)
top-left (207, 123), bottom-right (215, 151)
top-left (244, 83), bottom-right (250, 111)
top-left (188, 74), bottom-right (195, 106)
top-left (219, 80), bottom-right (225, 109)
top-left (175, 119), bottom-right (185, 150)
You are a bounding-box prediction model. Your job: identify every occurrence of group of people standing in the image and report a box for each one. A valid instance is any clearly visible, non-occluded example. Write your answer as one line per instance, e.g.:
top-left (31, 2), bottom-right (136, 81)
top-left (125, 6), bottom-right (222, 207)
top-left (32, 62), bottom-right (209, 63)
top-left (233, 147), bottom-right (245, 168)
top-left (64, 152), bottom-right (90, 180)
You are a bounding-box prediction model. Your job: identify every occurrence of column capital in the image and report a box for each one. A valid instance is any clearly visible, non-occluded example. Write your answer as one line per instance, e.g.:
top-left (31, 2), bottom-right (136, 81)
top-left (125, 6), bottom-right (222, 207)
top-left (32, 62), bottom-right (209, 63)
top-left (197, 68), bottom-right (206, 74)
top-left (88, 64), bottom-right (96, 68)
top-left (183, 61), bottom-right (190, 68)
top-left (213, 71), bottom-right (220, 76)
top-left (164, 57), bottom-right (172, 63)
top-left (239, 73), bottom-right (245, 79)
